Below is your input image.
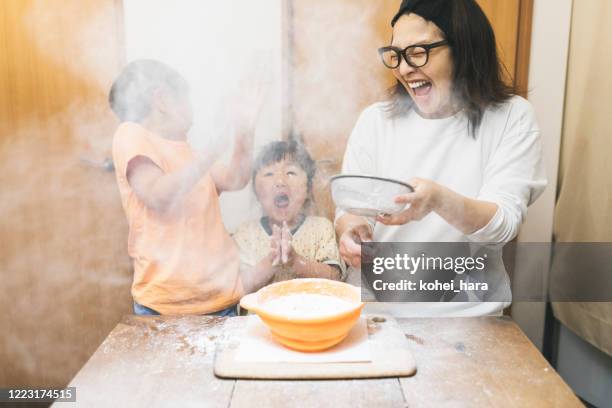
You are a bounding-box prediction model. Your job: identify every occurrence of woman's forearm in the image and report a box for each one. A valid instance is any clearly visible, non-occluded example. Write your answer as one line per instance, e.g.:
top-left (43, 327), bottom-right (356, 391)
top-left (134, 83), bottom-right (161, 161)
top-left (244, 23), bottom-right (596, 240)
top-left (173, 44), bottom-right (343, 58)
top-left (435, 185), bottom-right (498, 235)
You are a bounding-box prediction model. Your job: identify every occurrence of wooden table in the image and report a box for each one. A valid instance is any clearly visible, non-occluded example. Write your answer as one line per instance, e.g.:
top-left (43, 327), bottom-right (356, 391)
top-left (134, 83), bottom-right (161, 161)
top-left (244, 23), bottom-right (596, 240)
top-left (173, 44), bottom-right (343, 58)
top-left (65, 315), bottom-right (583, 407)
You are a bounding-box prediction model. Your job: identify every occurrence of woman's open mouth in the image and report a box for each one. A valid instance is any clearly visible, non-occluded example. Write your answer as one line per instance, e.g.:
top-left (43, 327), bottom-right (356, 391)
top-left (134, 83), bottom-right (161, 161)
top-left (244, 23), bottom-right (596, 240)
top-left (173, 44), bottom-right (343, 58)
top-left (274, 193), bottom-right (290, 209)
top-left (409, 80), bottom-right (432, 97)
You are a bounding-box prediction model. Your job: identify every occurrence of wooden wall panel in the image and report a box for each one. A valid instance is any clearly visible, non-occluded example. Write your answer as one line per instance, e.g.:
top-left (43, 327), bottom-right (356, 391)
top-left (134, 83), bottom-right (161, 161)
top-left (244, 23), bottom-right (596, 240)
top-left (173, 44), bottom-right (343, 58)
top-left (477, 0), bottom-right (521, 84)
top-left (0, 0), bottom-right (131, 387)
top-left (515, 0), bottom-right (534, 97)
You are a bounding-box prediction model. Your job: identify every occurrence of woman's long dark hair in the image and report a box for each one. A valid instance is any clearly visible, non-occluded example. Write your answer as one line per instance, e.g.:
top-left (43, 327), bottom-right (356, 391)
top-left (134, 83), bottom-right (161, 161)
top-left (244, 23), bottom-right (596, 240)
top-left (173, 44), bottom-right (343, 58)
top-left (387, 0), bottom-right (514, 137)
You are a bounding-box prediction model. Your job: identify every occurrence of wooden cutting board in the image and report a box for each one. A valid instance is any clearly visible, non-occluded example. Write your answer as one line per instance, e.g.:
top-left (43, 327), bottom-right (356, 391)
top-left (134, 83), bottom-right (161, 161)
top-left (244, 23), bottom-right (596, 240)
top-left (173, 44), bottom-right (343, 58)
top-left (214, 314), bottom-right (417, 379)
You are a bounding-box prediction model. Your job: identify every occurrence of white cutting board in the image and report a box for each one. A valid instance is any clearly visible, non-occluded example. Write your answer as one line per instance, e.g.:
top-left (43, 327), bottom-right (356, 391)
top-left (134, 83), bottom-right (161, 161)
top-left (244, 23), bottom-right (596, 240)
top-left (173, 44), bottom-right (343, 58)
top-left (214, 314), bottom-right (417, 379)
top-left (234, 316), bottom-right (371, 363)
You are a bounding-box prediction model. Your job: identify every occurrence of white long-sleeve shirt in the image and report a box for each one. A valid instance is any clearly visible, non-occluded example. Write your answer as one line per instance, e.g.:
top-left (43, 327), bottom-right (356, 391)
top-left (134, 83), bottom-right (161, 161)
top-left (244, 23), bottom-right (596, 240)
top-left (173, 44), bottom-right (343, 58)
top-left (337, 96), bottom-right (547, 317)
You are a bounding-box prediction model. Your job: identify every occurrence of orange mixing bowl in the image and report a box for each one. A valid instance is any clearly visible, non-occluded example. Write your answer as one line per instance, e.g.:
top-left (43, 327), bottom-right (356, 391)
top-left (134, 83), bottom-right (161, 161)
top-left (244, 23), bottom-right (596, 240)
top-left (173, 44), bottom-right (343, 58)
top-left (240, 278), bottom-right (364, 352)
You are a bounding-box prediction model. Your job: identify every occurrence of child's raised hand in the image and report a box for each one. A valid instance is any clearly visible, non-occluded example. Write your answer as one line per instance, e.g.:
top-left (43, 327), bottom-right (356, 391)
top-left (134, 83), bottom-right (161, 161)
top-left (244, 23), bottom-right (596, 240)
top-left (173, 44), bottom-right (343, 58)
top-left (280, 221), bottom-right (295, 265)
top-left (270, 224), bottom-right (282, 266)
top-left (269, 222), bottom-right (295, 267)
top-left (233, 53), bottom-right (272, 138)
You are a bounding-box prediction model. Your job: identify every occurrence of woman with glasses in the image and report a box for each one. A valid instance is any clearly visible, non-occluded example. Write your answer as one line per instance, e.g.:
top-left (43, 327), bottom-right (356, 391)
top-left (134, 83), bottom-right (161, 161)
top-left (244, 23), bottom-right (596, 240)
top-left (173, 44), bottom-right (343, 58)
top-left (335, 0), bottom-right (547, 317)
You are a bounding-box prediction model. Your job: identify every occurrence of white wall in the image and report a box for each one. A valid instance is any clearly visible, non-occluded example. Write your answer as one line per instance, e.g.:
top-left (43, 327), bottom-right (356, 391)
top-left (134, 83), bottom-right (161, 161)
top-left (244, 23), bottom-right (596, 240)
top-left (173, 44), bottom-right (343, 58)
top-left (512, 0), bottom-right (573, 349)
top-left (123, 0), bottom-right (282, 231)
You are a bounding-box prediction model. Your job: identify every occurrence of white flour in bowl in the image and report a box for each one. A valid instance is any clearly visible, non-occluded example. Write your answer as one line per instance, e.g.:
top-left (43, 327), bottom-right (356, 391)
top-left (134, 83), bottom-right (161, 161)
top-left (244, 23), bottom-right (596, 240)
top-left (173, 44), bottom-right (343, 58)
top-left (262, 293), bottom-right (356, 318)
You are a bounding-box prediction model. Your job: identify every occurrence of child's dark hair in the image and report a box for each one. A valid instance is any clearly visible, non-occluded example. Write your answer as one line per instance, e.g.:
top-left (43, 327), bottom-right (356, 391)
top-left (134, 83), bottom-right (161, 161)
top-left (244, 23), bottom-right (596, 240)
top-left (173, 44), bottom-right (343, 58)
top-left (108, 59), bottom-right (189, 122)
top-left (252, 140), bottom-right (316, 194)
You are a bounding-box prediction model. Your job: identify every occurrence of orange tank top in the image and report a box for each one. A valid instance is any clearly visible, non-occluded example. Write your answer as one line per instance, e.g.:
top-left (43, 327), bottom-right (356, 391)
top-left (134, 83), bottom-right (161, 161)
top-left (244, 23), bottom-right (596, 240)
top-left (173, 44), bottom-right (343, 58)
top-left (112, 122), bottom-right (243, 314)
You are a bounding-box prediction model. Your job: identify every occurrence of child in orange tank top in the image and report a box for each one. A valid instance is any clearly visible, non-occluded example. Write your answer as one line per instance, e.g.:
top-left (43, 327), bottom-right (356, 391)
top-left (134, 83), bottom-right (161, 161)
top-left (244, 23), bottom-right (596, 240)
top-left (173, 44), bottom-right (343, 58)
top-left (110, 59), bottom-right (273, 315)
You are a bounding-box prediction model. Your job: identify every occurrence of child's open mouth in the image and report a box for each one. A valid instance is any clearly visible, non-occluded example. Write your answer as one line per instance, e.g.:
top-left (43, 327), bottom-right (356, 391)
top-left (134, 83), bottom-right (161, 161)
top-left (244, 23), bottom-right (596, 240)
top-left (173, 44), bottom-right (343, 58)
top-left (274, 193), bottom-right (290, 209)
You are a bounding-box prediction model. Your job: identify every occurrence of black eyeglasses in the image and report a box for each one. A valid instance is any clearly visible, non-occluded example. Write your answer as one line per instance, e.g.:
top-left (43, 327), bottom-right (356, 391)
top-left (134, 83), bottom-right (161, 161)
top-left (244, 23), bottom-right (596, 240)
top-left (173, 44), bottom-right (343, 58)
top-left (378, 40), bottom-right (450, 69)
